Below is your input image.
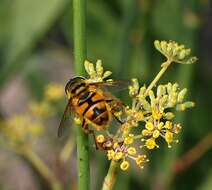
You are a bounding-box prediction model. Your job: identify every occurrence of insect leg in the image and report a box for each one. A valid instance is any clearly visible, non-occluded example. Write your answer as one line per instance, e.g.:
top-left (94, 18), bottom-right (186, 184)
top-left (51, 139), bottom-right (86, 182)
top-left (106, 99), bottom-right (124, 124)
top-left (82, 119), bottom-right (99, 150)
top-left (112, 113), bottom-right (124, 124)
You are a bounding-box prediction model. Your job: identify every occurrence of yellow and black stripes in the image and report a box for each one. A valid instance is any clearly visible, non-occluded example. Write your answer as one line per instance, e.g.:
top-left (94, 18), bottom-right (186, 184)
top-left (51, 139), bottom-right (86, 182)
top-left (74, 91), bottom-right (110, 128)
top-left (65, 77), bottom-right (112, 130)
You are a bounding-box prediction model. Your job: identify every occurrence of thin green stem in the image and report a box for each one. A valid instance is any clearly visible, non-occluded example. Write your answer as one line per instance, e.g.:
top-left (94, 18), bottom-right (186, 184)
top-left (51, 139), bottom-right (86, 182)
top-left (145, 60), bottom-right (172, 96)
top-left (102, 161), bottom-right (119, 190)
top-left (73, 0), bottom-right (87, 75)
top-left (73, 0), bottom-right (90, 190)
top-left (20, 147), bottom-right (62, 190)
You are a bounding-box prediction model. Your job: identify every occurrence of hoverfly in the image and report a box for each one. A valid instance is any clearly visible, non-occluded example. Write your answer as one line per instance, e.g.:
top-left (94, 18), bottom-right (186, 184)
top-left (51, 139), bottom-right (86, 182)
top-left (58, 76), bottom-right (126, 138)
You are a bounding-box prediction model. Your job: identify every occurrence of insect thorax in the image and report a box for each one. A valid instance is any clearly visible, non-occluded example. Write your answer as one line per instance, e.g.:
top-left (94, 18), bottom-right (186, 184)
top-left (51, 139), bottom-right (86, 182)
top-left (66, 78), bottom-right (87, 98)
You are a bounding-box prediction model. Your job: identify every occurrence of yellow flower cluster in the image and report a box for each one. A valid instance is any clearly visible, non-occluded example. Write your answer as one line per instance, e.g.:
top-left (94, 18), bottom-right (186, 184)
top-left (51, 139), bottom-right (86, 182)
top-left (44, 83), bottom-right (64, 101)
top-left (1, 82), bottom-right (64, 149)
top-left (95, 134), bottom-right (148, 171)
top-left (1, 114), bottom-right (44, 146)
top-left (76, 40), bottom-right (197, 171)
top-left (154, 40), bottom-right (197, 64)
top-left (29, 101), bottom-right (53, 117)
top-left (125, 80), bottom-right (194, 149)
top-left (29, 83), bottom-right (64, 117)
top-left (141, 121), bottom-right (182, 148)
top-left (84, 60), bottom-right (112, 83)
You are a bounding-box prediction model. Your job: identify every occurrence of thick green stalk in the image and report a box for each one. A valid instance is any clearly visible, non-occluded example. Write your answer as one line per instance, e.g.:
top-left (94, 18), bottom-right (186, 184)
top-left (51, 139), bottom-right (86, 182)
top-left (102, 161), bottom-right (119, 190)
top-left (73, 0), bottom-right (90, 190)
top-left (73, 0), bottom-right (87, 75)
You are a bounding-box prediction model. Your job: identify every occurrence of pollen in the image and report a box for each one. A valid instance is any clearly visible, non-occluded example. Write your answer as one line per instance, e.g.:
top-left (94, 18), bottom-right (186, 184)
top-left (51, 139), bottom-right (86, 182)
top-left (120, 161), bottom-right (130, 171)
top-left (96, 135), bottom-right (105, 143)
top-left (157, 122), bottom-right (164, 130)
top-left (107, 150), bottom-right (115, 160)
top-left (135, 155), bottom-right (147, 166)
top-left (152, 107), bottom-right (163, 120)
top-left (122, 123), bottom-right (131, 136)
top-left (165, 131), bottom-right (173, 144)
top-left (153, 130), bottom-right (160, 138)
top-left (145, 138), bottom-right (158, 149)
top-left (145, 122), bottom-right (154, 131)
top-left (142, 129), bottom-right (151, 136)
top-left (127, 147), bottom-right (137, 155)
top-left (165, 121), bottom-right (172, 129)
top-left (113, 142), bottom-right (119, 149)
top-left (135, 112), bottom-right (144, 121)
top-left (124, 134), bottom-right (134, 145)
top-left (114, 152), bottom-right (124, 161)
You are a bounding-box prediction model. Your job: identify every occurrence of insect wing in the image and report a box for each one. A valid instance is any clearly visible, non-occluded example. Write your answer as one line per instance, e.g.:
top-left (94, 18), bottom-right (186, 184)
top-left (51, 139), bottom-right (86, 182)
top-left (89, 80), bottom-right (127, 108)
top-left (57, 101), bottom-right (72, 137)
top-left (89, 80), bottom-right (130, 91)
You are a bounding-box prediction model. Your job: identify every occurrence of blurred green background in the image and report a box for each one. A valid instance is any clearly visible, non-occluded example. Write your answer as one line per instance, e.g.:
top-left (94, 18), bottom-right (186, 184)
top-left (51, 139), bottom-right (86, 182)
top-left (0, 0), bottom-right (211, 190)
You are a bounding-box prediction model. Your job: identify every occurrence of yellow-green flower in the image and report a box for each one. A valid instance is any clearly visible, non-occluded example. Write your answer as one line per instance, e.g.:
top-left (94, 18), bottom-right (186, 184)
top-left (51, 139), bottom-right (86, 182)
top-left (154, 40), bottom-right (197, 64)
top-left (127, 147), bottom-right (137, 155)
top-left (114, 152), bottom-right (124, 161)
top-left (120, 161), bottom-right (130, 171)
top-left (96, 135), bottom-right (105, 143)
top-left (107, 150), bottom-right (115, 160)
top-left (77, 41), bottom-right (196, 171)
top-left (145, 138), bottom-right (158, 149)
top-left (44, 83), bottom-right (64, 101)
top-left (124, 134), bottom-right (134, 145)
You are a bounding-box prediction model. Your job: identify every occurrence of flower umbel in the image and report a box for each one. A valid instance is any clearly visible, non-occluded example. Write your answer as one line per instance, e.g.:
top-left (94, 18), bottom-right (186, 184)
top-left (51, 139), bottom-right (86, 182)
top-left (83, 40), bottom-right (196, 171)
top-left (154, 40), bottom-right (197, 64)
top-left (84, 60), bottom-right (112, 83)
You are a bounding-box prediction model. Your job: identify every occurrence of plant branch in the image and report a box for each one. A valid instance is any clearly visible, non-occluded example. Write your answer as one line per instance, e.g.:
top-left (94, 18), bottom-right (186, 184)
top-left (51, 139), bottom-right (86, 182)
top-left (102, 161), bottom-right (119, 190)
top-left (145, 60), bottom-right (172, 96)
top-left (73, 0), bottom-right (90, 189)
top-left (20, 146), bottom-right (62, 190)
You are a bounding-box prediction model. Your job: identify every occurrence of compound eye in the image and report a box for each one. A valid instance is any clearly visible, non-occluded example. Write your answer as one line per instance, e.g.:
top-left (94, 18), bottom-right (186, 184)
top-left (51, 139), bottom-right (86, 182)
top-left (65, 76), bottom-right (85, 93)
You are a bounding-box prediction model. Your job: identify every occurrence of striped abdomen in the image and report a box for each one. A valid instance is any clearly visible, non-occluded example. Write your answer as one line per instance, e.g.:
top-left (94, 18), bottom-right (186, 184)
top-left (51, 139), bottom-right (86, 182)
top-left (71, 84), bottom-right (111, 130)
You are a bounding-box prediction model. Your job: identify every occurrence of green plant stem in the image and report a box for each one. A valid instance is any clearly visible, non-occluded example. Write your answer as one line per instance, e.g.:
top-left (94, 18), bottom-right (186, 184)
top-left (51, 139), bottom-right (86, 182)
top-left (145, 60), bottom-right (172, 96)
top-left (102, 161), bottom-right (119, 190)
top-left (73, 0), bottom-right (87, 75)
top-left (20, 147), bottom-right (62, 190)
top-left (73, 0), bottom-right (90, 190)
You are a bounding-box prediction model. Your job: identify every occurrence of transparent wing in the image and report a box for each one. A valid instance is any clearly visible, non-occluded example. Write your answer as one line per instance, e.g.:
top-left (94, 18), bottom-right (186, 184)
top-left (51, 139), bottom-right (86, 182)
top-left (89, 80), bottom-right (128, 109)
top-left (89, 80), bottom-right (130, 91)
top-left (57, 101), bottom-right (72, 137)
top-left (103, 90), bottom-right (126, 109)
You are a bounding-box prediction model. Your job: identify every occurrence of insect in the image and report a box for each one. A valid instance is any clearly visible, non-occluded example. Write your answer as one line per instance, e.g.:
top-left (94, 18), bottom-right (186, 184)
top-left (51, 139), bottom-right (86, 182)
top-left (58, 76), bottom-right (126, 138)
top-left (95, 137), bottom-right (124, 152)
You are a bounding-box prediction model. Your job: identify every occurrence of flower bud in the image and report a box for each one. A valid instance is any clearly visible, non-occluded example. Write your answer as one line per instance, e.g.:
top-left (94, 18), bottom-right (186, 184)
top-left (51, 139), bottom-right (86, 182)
top-left (120, 161), bottom-right (130, 171)
top-left (177, 88), bottom-right (187, 103)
